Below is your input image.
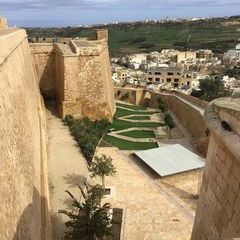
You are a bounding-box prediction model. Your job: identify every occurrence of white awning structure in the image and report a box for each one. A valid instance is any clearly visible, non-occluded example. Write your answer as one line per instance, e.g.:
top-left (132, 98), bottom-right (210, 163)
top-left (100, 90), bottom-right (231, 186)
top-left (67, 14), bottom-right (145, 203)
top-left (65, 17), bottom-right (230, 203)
top-left (134, 144), bottom-right (205, 177)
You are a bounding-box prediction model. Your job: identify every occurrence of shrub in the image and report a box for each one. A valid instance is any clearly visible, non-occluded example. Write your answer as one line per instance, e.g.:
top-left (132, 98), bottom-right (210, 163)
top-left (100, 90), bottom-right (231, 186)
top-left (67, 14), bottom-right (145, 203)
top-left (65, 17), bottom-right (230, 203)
top-left (191, 77), bottom-right (231, 101)
top-left (120, 92), bottom-right (129, 101)
top-left (63, 115), bottom-right (110, 164)
top-left (157, 97), bottom-right (167, 113)
top-left (164, 112), bottom-right (175, 137)
top-left (59, 184), bottom-right (112, 240)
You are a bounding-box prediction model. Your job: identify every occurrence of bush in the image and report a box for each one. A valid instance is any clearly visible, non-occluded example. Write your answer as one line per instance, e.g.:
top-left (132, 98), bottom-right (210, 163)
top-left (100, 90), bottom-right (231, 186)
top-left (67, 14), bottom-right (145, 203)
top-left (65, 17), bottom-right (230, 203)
top-left (120, 92), bottom-right (129, 101)
top-left (164, 112), bottom-right (175, 137)
top-left (157, 97), bottom-right (167, 113)
top-left (63, 115), bottom-right (110, 164)
top-left (191, 77), bottom-right (231, 101)
top-left (59, 184), bottom-right (112, 240)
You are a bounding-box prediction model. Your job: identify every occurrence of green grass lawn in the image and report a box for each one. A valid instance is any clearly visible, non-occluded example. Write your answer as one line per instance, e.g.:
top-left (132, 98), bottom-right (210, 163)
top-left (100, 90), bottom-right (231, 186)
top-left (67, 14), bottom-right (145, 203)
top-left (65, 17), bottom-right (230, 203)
top-left (125, 115), bottom-right (151, 120)
top-left (115, 107), bottom-right (158, 118)
top-left (118, 130), bottom-right (155, 139)
top-left (103, 103), bottom-right (163, 150)
top-left (103, 135), bottom-right (158, 150)
top-left (112, 119), bottom-right (162, 131)
top-left (116, 102), bottom-right (147, 111)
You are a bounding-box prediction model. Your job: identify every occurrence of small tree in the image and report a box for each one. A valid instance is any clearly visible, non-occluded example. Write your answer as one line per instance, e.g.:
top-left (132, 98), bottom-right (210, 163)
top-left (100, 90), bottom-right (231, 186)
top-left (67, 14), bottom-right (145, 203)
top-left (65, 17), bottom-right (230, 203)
top-left (59, 184), bottom-right (112, 240)
top-left (157, 97), bottom-right (167, 113)
top-left (89, 154), bottom-right (116, 191)
top-left (164, 112), bottom-right (175, 137)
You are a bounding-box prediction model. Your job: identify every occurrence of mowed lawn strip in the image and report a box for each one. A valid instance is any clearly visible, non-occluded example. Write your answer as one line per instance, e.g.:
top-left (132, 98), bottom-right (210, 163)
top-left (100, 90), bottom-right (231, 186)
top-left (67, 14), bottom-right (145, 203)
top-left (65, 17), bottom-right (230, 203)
top-left (125, 115), bottom-right (151, 120)
top-left (115, 108), bottom-right (158, 118)
top-left (104, 135), bottom-right (158, 150)
top-left (118, 130), bottom-right (155, 139)
top-left (112, 119), bottom-right (163, 131)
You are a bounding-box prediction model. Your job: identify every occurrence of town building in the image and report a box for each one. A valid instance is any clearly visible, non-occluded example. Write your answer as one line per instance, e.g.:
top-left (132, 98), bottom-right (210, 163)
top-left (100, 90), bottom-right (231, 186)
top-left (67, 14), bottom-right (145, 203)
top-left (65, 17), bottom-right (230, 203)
top-left (177, 51), bottom-right (197, 64)
top-left (224, 42), bottom-right (240, 60)
top-left (146, 66), bottom-right (199, 89)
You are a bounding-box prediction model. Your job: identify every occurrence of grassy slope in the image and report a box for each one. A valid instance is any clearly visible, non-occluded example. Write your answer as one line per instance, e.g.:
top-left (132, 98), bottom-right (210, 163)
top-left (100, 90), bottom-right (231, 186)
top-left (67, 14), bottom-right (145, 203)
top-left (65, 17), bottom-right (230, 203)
top-left (115, 108), bottom-right (158, 118)
top-left (112, 119), bottom-right (162, 131)
top-left (103, 135), bottom-right (158, 150)
top-left (103, 104), bottom-right (162, 149)
top-left (118, 130), bottom-right (155, 139)
top-left (26, 17), bottom-right (240, 56)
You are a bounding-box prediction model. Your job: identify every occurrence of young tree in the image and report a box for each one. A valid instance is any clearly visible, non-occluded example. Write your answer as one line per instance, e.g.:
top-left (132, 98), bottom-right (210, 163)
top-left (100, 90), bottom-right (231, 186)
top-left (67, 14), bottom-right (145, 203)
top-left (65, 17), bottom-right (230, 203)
top-left (89, 154), bottom-right (116, 191)
top-left (59, 184), bottom-right (112, 240)
top-left (157, 97), bottom-right (167, 113)
top-left (164, 112), bottom-right (175, 137)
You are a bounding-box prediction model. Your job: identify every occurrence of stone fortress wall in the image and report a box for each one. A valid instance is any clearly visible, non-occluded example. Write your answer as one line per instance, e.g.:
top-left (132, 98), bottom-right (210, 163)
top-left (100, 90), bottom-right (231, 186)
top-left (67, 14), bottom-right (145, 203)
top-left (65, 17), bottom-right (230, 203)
top-left (31, 30), bottom-right (116, 121)
top-left (0, 18), bottom-right (115, 240)
top-left (30, 44), bottom-right (56, 99)
top-left (2, 13), bottom-right (240, 240)
top-left (191, 98), bottom-right (240, 240)
top-left (0, 20), bottom-right (50, 240)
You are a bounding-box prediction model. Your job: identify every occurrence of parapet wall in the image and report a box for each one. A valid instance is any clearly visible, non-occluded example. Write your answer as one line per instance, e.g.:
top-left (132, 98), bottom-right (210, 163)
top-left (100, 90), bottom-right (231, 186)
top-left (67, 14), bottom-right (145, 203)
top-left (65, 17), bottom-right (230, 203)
top-left (175, 91), bottom-right (208, 109)
top-left (149, 92), bottom-right (207, 139)
top-left (0, 28), bottom-right (50, 240)
top-left (191, 98), bottom-right (240, 240)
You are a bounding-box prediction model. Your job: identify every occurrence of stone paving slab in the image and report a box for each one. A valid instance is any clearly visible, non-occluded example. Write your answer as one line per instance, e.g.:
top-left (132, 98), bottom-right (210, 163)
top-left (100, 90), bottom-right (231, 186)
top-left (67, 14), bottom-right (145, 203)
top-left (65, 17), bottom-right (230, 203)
top-left (46, 107), bottom-right (89, 240)
top-left (95, 147), bottom-right (194, 240)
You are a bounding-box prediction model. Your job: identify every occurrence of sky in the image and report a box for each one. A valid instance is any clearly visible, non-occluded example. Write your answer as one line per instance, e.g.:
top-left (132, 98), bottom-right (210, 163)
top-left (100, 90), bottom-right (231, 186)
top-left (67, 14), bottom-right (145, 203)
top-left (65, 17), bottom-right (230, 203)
top-left (1, 0), bottom-right (240, 27)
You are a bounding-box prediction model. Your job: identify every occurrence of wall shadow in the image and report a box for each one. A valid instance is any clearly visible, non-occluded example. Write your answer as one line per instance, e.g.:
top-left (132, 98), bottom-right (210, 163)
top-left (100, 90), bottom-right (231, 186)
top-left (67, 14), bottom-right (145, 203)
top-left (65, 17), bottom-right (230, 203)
top-left (12, 186), bottom-right (66, 240)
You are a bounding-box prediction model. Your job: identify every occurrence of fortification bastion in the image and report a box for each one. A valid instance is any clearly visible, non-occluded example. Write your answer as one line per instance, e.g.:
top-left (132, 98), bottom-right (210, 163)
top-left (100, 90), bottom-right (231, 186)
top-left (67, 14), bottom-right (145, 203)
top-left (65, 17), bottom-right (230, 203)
top-left (31, 29), bottom-right (116, 121)
top-left (191, 98), bottom-right (240, 240)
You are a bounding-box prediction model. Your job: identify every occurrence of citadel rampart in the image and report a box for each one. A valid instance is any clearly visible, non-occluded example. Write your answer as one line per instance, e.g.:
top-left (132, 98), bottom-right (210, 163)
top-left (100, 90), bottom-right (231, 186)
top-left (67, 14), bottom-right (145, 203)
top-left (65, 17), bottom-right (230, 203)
top-left (31, 30), bottom-right (116, 120)
top-left (191, 98), bottom-right (240, 240)
top-left (0, 20), bottom-right (115, 239)
top-left (0, 26), bottom-right (50, 239)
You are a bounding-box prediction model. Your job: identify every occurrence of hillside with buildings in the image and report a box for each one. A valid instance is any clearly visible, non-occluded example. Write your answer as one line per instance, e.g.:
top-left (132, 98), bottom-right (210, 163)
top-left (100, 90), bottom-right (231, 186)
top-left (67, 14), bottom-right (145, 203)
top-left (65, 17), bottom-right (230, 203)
top-left (1, 12), bottom-right (240, 240)
top-left (26, 16), bottom-right (240, 57)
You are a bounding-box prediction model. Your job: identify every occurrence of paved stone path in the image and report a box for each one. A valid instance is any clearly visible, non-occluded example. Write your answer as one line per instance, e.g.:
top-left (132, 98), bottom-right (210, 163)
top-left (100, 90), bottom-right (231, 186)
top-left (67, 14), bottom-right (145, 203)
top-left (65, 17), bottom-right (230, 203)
top-left (108, 132), bottom-right (156, 143)
top-left (95, 147), bottom-right (194, 240)
top-left (46, 105), bottom-right (89, 240)
top-left (120, 113), bottom-right (164, 123)
top-left (175, 95), bottom-right (205, 116)
top-left (117, 105), bottom-right (159, 113)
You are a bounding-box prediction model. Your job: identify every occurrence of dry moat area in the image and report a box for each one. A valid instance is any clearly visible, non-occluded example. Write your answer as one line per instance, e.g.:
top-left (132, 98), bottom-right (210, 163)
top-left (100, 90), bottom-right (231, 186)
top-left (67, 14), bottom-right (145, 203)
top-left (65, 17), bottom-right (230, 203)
top-left (47, 100), bottom-right (203, 240)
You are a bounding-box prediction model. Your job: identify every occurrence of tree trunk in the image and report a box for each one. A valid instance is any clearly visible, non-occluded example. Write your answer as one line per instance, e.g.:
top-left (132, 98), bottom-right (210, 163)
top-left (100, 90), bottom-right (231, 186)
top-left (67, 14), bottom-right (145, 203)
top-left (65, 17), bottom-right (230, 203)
top-left (102, 175), bottom-right (105, 191)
